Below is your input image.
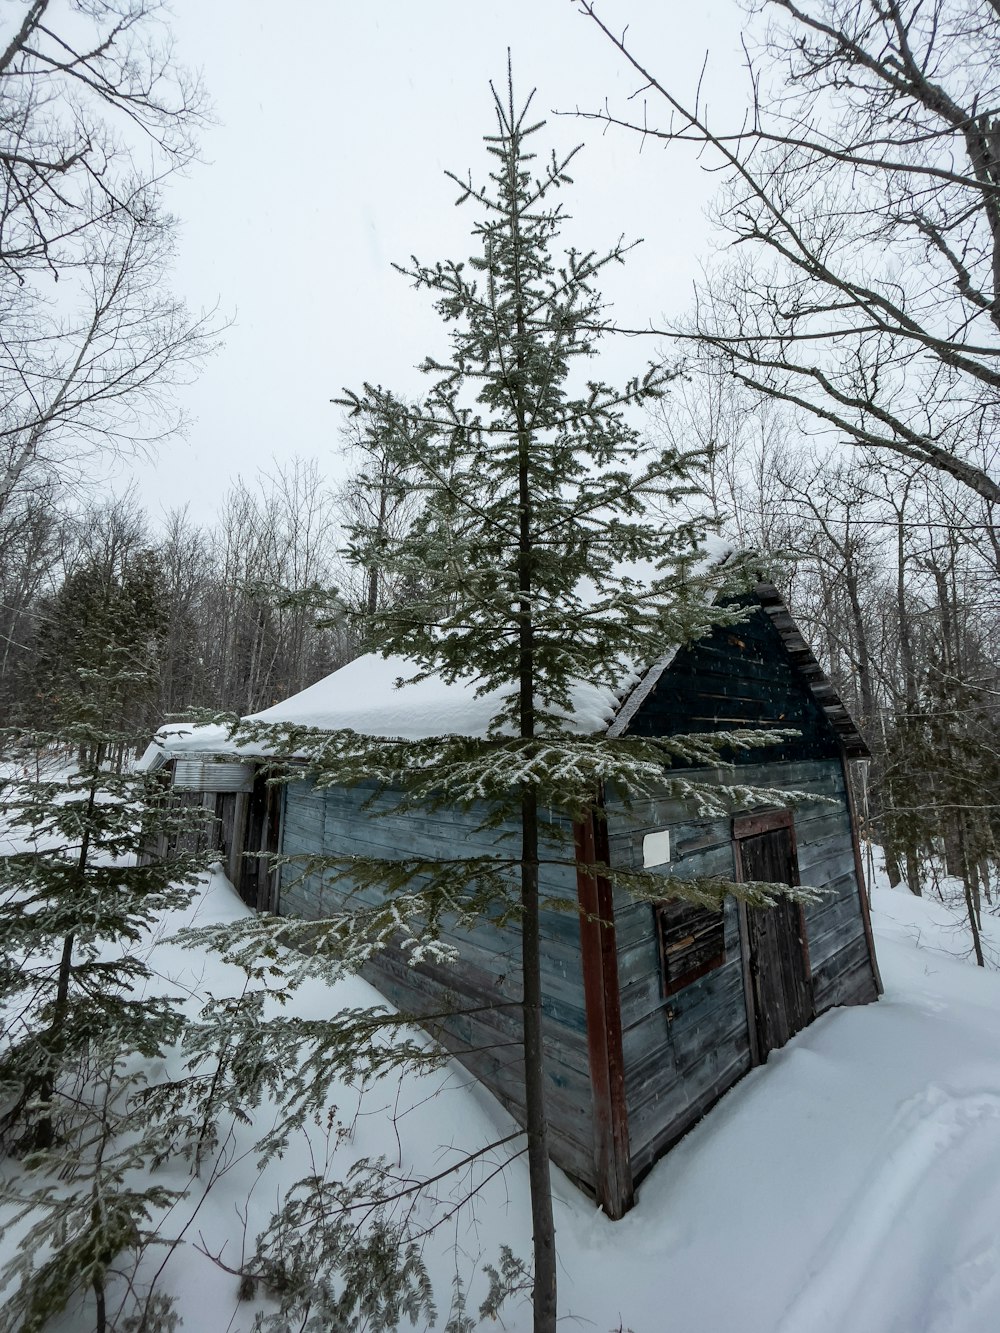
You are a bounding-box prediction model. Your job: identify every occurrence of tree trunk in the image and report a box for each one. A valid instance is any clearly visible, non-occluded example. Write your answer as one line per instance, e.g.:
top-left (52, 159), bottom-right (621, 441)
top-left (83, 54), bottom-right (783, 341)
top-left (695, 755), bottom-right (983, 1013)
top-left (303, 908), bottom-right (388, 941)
top-left (894, 507), bottom-right (924, 898)
top-left (520, 787), bottom-right (557, 1333)
top-left (509, 121), bottom-right (558, 1328)
top-left (958, 819), bottom-right (986, 968)
top-left (93, 1276), bottom-right (107, 1333)
top-left (905, 844), bottom-right (922, 898)
top-left (32, 748), bottom-right (102, 1148)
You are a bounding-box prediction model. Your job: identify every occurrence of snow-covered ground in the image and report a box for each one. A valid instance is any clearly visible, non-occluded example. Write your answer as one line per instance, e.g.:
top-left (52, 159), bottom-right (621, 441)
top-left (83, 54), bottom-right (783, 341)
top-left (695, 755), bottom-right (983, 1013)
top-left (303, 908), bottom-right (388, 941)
top-left (3, 847), bottom-right (999, 1332)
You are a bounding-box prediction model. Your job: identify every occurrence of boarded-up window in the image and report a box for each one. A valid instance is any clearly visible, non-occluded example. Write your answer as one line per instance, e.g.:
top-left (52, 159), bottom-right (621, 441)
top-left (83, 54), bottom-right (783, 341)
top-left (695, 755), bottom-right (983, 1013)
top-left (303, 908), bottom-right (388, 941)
top-left (656, 901), bottom-right (726, 996)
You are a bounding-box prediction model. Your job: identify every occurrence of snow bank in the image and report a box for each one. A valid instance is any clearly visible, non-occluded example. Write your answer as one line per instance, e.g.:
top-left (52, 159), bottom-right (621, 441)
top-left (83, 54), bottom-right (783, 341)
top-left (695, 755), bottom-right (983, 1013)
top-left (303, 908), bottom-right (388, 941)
top-left (5, 858), bottom-right (996, 1333)
top-left (202, 874), bottom-right (1000, 1331)
top-left (574, 881), bottom-right (1000, 1333)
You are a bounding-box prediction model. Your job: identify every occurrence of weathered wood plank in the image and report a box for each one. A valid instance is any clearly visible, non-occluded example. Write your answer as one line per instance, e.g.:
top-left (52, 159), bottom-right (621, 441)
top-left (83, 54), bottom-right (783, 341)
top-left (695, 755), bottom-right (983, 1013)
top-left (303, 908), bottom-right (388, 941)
top-left (607, 751), bottom-right (870, 1162)
top-left (806, 889), bottom-right (867, 961)
top-left (627, 1044), bottom-right (753, 1167)
top-left (361, 952), bottom-right (598, 1185)
top-left (798, 837), bottom-right (858, 883)
top-left (812, 936), bottom-right (878, 1012)
top-left (277, 775), bottom-right (600, 1192)
top-left (623, 1006), bottom-right (750, 1117)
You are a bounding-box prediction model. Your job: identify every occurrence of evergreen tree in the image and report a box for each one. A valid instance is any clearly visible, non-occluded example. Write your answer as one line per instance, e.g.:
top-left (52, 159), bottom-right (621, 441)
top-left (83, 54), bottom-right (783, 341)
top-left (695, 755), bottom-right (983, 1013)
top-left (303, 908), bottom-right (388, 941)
top-left (0, 618), bottom-right (209, 1329)
top-left (192, 71), bottom-right (813, 1333)
top-left (21, 546), bottom-right (169, 757)
top-left (337, 80), bottom-right (723, 1330)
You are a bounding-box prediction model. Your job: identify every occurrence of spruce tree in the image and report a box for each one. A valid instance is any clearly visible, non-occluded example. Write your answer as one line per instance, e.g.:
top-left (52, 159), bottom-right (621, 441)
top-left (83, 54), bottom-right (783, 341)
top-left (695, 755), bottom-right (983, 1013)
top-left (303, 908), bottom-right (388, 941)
top-left (194, 71), bottom-right (811, 1333)
top-left (0, 582), bottom-right (208, 1330)
top-left (22, 548), bottom-right (169, 755)
top-left (341, 83), bottom-right (698, 1328)
top-left (343, 73), bottom-right (821, 1328)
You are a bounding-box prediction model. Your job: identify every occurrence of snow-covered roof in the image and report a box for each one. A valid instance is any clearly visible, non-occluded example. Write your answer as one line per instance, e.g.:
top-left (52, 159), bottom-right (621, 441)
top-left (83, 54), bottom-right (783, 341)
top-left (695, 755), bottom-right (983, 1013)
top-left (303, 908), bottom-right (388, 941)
top-left (144, 652), bottom-right (637, 763)
top-left (135, 740), bottom-right (170, 772)
top-left (142, 546), bottom-right (867, 766)
top-left (145, 541), bottom-right (735, 763)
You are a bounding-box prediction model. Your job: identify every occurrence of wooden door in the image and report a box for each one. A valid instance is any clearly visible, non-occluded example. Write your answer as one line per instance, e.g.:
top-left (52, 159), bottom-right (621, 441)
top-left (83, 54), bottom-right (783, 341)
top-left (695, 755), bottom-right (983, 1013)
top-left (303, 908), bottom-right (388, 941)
top-left (238, 776), bottom-right (282, 910)
top-left (735, 813), bottom-right (813, 1061)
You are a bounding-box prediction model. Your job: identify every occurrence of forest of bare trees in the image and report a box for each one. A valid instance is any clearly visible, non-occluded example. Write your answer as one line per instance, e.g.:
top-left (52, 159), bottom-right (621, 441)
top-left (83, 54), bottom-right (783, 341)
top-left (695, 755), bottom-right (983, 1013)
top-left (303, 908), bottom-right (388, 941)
top-left (566, 0), bottom-right (1000, 942)
top-left (2, 375), bottom-right (996, 928)
top-left (652, 365), bottom-right (998, 933)
top-left (0, 459), bottom-right (354, 731)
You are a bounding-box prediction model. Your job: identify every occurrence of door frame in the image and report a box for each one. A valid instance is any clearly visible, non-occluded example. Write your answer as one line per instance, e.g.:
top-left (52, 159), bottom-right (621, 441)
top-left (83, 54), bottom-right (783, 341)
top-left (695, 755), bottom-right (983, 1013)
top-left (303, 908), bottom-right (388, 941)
top-left (732, 808), bottom-right (812, 1066)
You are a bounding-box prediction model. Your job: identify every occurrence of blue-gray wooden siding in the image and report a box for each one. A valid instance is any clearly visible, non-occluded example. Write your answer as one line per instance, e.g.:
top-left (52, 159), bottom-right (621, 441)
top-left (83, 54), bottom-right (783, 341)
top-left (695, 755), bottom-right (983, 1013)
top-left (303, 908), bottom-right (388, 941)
top-left (278, 778), bottom-right (599, 1189)
top-left (273, 594), bottom-right (876, 1194)
top-left (606, 756), bottom-right (876, 1180)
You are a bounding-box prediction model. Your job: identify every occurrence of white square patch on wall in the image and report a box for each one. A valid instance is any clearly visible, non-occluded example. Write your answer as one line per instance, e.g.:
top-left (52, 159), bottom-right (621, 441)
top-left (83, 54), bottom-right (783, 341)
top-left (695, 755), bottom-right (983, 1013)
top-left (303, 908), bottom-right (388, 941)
top-left (642, 829), bottom-right (671, 868)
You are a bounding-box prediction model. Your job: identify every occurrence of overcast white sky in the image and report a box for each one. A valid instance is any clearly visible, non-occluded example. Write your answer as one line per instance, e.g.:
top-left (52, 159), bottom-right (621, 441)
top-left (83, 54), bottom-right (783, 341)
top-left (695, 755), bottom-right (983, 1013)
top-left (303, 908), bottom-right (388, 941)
top-left (133, 0), bottom-right (756, 524)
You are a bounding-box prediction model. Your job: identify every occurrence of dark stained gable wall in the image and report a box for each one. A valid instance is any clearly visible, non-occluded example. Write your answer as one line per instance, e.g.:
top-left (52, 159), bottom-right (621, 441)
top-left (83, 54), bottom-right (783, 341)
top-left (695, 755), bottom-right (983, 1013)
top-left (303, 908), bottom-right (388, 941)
top-left (627, 600), bottom-right (844, 764)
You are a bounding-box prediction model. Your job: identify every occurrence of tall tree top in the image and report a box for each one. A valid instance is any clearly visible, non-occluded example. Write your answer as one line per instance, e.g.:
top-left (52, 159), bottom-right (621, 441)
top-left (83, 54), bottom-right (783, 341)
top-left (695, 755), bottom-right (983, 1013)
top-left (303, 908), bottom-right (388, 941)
top-left (340, 70), bottom-right (730, 742)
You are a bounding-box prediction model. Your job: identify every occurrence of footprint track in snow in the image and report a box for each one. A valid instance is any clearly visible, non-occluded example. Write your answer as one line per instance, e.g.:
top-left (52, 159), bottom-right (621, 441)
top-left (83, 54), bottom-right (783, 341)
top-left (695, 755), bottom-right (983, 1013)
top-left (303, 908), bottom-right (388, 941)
top-left (773, 1085), bottom-right (1000, 1333)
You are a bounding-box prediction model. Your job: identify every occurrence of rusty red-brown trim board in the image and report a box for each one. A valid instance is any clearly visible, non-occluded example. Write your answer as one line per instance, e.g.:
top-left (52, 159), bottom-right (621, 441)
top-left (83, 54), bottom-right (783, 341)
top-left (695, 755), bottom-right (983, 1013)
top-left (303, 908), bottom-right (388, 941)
top-left (574, 804), bottom-right (633, 1219)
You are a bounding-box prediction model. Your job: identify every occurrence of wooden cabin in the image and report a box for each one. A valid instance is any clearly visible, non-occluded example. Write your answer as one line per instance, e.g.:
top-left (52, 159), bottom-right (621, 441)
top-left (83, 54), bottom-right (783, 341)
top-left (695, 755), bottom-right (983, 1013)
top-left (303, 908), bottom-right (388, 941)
top-left (145, 580), bottom-right (881, 1219)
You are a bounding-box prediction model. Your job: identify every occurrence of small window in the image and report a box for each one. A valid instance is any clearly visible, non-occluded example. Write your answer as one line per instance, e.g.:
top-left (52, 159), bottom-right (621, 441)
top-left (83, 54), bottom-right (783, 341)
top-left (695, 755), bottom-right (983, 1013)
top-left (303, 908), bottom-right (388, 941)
top-left (656, 901), bottom-right (726, 996)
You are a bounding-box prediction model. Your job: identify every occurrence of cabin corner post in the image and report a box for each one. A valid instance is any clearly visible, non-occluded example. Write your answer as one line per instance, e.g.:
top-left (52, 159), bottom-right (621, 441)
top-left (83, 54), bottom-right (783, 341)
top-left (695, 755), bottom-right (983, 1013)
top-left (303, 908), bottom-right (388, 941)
top-left (229, 789), bottom-right (250, 888)
top-left (574, 807), bottom-right (634, 1219)
top-left (731, 825), bottom-right (763, 1069)
top-left (840, 750), bottom-right (884, 997)
top-left (267, 781), bottom-right (287, 914)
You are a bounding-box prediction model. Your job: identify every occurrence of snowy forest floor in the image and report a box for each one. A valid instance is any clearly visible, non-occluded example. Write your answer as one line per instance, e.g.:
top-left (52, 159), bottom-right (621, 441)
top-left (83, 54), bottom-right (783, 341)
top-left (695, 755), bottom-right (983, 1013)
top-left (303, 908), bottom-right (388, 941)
top-left (2, 835), bottom-right (999, 1332)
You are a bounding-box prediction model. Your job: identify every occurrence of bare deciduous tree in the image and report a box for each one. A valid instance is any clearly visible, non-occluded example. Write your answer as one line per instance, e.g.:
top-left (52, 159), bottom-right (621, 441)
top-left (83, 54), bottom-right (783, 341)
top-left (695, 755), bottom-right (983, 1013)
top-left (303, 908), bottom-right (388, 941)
top-left (575, 0), bottom-right (1000, 505)
top-left (201, 460), bottom-right (347, 715)
top-left (0, 1), bottom-right (216, 522)
top-left (0, 0), bottom-right (204, 281)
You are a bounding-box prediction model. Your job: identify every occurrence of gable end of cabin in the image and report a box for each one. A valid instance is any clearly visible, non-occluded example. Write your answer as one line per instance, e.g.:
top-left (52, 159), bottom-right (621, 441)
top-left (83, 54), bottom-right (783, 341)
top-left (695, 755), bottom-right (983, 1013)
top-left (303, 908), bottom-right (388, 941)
top-left (598, 586), bottom-right (880, 1190)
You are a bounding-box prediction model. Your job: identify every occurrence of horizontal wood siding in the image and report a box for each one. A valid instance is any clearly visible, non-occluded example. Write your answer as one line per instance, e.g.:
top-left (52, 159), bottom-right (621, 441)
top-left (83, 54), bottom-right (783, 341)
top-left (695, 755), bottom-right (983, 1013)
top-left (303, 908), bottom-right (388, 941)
top-left (627, 601), bottom-right (844, 765)
top-left (606, 756), bottom-right (875, 1175)
top-left (278, 778), bottom-right (597, 1190)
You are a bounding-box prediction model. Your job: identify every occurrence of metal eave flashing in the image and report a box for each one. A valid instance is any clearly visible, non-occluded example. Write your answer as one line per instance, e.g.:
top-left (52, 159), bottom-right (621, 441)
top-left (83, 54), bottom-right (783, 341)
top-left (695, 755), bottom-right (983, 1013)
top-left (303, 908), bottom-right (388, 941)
top-left (605, 644), bottom-right (681, 738)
